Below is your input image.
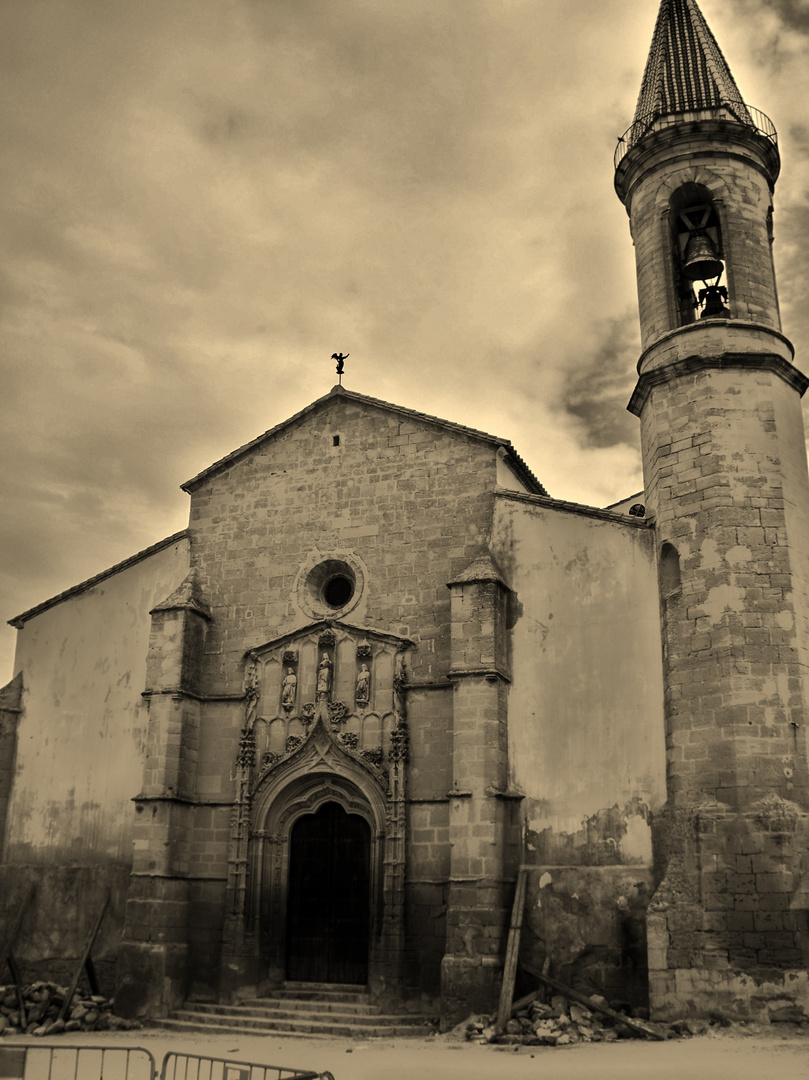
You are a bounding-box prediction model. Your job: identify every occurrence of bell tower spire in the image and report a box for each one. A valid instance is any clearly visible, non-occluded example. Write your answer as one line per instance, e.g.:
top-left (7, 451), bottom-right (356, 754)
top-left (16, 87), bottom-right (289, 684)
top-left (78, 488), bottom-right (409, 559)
top-left (616, 1), bottom-right (809, 1023)
top-left (632, 0), bottom-right (750, 132)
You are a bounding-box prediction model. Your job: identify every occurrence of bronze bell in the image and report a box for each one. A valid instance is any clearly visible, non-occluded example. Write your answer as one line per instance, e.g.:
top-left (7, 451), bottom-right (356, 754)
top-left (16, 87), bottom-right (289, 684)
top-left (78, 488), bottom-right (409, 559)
top-left (682, 229), bottom-right (724, 282)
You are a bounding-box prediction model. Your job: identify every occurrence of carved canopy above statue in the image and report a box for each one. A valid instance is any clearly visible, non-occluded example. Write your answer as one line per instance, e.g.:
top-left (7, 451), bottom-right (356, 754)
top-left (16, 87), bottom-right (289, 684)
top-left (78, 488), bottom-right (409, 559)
top-left (244, 619), bottom-right (414, 783)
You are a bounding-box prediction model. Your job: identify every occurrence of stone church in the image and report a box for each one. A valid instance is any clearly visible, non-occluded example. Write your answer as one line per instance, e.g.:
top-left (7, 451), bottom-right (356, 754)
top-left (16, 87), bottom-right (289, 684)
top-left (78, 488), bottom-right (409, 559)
top-left (2, 0), bottom-right (808, 1025)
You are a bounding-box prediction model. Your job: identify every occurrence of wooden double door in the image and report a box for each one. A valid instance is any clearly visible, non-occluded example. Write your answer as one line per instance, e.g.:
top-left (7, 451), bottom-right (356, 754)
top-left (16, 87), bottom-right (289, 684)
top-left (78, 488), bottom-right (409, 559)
top-left (285, 801), bottom-right (371, 985)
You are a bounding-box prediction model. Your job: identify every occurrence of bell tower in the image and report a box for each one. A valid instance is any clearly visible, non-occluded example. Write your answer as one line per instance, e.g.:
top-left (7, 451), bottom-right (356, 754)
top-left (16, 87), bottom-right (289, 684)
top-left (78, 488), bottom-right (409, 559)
top-left (616, 0), bottom-right (809, 1020)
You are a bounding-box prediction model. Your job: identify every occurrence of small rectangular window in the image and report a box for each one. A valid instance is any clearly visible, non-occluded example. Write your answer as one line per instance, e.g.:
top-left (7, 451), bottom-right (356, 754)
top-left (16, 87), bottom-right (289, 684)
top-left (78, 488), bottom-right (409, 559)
top-left (333, 435), bottom-right (340, 446)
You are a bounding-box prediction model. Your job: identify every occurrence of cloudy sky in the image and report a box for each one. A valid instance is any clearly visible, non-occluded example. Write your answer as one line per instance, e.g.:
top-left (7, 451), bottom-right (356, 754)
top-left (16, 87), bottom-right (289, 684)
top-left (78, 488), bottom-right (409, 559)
top-left (2, 0), bottom-right (809, 679)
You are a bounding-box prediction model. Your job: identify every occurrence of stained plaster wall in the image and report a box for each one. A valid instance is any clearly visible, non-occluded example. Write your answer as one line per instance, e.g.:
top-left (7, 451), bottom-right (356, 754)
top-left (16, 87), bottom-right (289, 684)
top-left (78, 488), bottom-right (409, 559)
top-left (0, 535), bottom-right (190, 985)
top-left (4, 536), bottom-right (191, 864)
top-left (492, 494), bottom-right (667, 999)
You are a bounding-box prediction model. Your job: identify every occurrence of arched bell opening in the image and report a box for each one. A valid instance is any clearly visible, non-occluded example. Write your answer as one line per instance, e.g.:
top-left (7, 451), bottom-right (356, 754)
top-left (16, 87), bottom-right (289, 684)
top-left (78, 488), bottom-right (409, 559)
top-left (249, 767), bottom-right (388, 990)
top-left (670, 183), bottom-right (729, 325)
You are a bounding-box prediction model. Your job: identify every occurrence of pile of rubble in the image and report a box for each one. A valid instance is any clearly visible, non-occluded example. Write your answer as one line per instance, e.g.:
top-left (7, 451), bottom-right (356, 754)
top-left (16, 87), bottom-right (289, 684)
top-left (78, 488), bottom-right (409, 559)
top-left (0, 983), bottom-right (141, 1037)
top-left (459, 993), bottom-right (673, 1046)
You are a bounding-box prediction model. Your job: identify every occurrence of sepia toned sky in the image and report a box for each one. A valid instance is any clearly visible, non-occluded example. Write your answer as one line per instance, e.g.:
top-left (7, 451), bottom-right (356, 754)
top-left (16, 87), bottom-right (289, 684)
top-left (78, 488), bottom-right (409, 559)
top-left (2, 0), bottom-right (809, 679)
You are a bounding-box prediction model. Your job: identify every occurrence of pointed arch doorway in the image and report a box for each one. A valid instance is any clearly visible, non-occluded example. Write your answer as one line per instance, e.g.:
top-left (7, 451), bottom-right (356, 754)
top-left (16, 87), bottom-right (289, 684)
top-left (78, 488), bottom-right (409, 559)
top-left (286, 801), bottom-right (371, 984)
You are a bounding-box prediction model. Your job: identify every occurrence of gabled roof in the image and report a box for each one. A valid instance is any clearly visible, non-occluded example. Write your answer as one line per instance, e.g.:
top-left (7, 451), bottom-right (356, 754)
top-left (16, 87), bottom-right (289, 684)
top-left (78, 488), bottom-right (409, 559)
top-left (181, 384), bottom-right (547, 496)
top-left (9, 531), bottom-right (189, 628)
top-left (633, 0), bottom-right (751, 129)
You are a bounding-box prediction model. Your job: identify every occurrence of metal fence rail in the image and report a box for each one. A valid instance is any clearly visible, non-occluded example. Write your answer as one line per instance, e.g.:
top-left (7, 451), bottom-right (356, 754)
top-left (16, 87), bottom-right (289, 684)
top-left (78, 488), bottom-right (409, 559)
top-left (0, 1045), bottom-right (157, 1080)
top-left (160, 1054), bottom-right (333, 1080)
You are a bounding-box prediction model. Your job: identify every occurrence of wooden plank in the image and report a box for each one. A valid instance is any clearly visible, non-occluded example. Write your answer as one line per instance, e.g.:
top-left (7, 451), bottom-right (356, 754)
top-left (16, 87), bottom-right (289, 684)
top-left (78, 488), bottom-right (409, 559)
top-left (522, 960), bottom-right (666, 1040)
top-left (83, 954), bottom-right (101, 997)
top-left (57, 894), bottom-right (109, 1022)
top-left (509, 989), bottom-right (540, 1015)
top-left (494, 867), bottom-right (529, 1033)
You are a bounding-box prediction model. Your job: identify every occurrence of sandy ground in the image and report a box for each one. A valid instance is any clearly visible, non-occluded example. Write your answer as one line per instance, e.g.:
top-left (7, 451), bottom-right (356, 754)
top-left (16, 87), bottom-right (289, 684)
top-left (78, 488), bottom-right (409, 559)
top-left (2, 1024), bottom-right (809, 1080)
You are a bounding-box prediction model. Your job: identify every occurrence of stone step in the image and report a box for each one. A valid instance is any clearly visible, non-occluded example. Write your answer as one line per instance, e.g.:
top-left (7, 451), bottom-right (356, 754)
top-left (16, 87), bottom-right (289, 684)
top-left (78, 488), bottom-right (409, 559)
top-left (152, 1017), bottom-right (338, 1040)
top-left (261, 984), bottom-right (371, 1005)
top-left (154, 1012), bottom-right (431, 1039)
top-left (181, 1002), bottom-right (427, 1026)
top-left (186, 1000), bottom-right (382, 1019)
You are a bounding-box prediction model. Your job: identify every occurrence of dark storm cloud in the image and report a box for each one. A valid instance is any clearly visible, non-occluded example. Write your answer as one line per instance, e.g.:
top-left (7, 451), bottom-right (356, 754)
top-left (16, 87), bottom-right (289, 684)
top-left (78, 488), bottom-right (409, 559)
top-left (559, 315), bottom-right (639, 450)
top-left (2, 1), bottom-right (799, 678)
top-left (761, 0), bottom-right (809, 32)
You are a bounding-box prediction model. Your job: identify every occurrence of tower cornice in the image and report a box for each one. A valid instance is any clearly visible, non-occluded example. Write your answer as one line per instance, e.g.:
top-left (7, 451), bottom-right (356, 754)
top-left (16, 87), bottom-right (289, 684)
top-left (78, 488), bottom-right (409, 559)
top-left (628, 327), bottom-right (805, 417)
top-left (615, 114), bottom-right (780, 205)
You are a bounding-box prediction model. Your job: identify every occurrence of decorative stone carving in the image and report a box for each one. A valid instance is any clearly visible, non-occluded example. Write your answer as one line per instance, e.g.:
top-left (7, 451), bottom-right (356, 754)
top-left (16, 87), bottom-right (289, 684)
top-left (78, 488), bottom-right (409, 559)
top-left (393, 646), bottom-right (408, 694)
top-left (286, 734), bottom-right (304, 754)
top-left (355, 663), bottom-right (371, 709)
top-left (282, 649), bottom-right (298, 666)
top-left (390, 645), bottom-right (409, 764)
top-left (389, 718), bottom-right (409, 764)
top-left (339, 732), bottom-right (359, 750)
top-left (261, 750), bottom-right (279, 769)
top-left (319, 628), bottom-right (337, 647)
top-left (281, 668), bottom-right (298, 711)
top-left (316, 653), bottom-right (333, 697)
top-left (356, 641), bottom-right (372, 659)
top-left (236, 724), bottom-right (257, 769)
top-left (300, 703), bottom-right (316, 724)
top-left (361, 747), bottom-right (383, 767)
top-left (328, 701), bottom-right (348, 726)
top-left (243, 652), bottom-right (260, 729)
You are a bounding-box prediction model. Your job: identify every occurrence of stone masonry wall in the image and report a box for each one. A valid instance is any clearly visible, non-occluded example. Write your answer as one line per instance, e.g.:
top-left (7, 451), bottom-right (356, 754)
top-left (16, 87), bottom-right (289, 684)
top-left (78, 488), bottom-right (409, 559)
top-left (641, 367), bottom-right (809, 808)
top-left (639, 364), bottom-right (809, 1019)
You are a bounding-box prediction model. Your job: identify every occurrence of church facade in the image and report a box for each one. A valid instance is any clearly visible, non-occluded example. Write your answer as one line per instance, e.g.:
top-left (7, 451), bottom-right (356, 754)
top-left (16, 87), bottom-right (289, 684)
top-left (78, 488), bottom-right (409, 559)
top-left (2, 0), bottom-right (808, 1025)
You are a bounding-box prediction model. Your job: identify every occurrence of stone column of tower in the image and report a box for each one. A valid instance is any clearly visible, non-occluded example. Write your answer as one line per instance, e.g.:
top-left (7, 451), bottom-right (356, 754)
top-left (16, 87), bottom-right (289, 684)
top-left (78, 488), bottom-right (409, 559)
top-left (616, 0), bottom-right (809, 1020)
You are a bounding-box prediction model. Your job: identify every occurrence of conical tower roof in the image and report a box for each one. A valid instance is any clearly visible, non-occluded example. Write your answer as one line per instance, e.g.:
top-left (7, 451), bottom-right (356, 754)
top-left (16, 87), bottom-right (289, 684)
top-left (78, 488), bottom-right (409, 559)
top-left (632, 0), bottom-right (749, 127)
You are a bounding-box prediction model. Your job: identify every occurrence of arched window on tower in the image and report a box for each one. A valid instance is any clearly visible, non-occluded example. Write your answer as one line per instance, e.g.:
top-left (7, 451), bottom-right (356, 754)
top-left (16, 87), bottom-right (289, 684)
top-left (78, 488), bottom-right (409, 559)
top-left (660, 542), bottom-right (681, 599)
top-left (767, 203), bottom-right (781, 325)
top-left (670, 184), bottom-right (729, 325)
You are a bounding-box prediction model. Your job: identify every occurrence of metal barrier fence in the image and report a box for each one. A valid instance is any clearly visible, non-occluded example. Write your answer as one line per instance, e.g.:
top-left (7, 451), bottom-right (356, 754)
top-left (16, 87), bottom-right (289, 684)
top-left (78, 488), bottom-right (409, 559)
top-left (0, 1045), bottom-right (157, 1080)
top-left (0, 1048), bottom-right (334, 1080)
top-left (159, 1054), bottom-right (333, 1080)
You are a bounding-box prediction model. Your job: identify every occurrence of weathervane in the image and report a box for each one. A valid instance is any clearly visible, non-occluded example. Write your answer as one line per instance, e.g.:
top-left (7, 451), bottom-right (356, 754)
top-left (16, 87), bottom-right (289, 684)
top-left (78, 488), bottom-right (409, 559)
top-left (332, 352), bottom-right (349, 386)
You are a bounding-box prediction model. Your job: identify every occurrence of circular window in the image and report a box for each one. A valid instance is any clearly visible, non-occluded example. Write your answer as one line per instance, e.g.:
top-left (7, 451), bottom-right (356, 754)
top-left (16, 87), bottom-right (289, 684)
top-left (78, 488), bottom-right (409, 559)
top-left (296, 555), bottom-right (364, 619)
top-left (322, 573), bottom-right (354, 608)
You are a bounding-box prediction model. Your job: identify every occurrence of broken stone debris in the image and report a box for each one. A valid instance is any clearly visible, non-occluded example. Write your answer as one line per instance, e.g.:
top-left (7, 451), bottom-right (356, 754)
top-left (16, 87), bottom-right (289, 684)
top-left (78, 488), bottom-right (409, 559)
top-left (455, 993), bottom-right (674, 1046)
top-left (0, 983), bottom-right (141, 1037)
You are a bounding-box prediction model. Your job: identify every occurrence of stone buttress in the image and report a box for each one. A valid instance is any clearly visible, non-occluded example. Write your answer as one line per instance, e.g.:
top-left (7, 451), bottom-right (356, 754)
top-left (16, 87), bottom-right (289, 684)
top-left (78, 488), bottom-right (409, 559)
top-left (115, 570), bottom-right (212, 1017)
top-left (441, 554), bottom-right (521, 1019)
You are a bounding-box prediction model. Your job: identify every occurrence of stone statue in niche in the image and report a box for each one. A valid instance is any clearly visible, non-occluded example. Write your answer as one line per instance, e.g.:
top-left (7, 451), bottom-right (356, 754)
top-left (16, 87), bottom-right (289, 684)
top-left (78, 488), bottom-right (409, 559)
top-left (281, 668), bottom-right (297, 710)
top-left (355, 663), bottom-right (371, 708)
top-left (243, 652), bottom-right (260, 729)
top-left (316, 653), bottom-right (332, 697)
